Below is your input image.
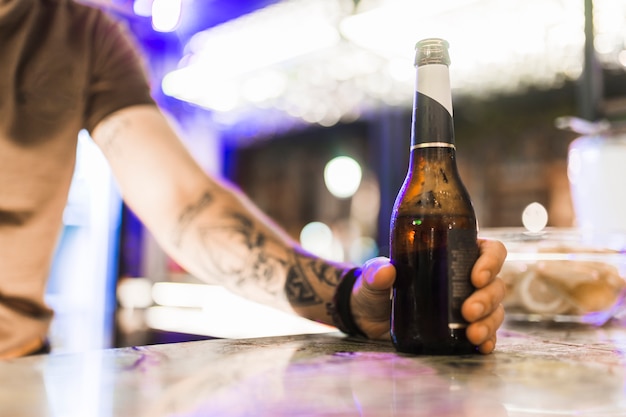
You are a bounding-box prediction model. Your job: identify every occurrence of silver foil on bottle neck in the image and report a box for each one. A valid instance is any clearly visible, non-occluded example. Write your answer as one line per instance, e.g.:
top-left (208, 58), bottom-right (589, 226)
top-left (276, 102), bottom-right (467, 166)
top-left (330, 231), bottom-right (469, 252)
top-left (414, 38), bottom-right (451, 67)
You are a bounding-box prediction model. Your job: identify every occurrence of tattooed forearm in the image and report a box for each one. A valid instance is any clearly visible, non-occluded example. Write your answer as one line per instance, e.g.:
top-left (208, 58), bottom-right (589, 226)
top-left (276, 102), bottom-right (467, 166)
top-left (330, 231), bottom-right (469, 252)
top-left (308, 258), bottom-right (343, 287)
top-left (284, 264), bottom-right (322, 306)
top-left (173, 201), bottom-right (346, 314)
top-left (284, 254), bottom-right (343, 307)
top-left (189, 210), bottom-right (290, 295)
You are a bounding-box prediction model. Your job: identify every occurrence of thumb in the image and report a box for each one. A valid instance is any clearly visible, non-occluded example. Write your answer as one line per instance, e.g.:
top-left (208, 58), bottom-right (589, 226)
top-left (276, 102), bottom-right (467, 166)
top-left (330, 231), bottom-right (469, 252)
top-left (352, 257), bottom-right (395, 340)
top-left (360, 257), bottom-right (396, 292)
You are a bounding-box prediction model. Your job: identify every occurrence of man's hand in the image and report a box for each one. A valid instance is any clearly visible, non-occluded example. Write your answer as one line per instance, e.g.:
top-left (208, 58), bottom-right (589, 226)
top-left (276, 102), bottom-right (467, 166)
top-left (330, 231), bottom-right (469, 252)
top-left (350, 238), bottom-right (507, 354)
top-left (462, 238), bottom-right (507, 353)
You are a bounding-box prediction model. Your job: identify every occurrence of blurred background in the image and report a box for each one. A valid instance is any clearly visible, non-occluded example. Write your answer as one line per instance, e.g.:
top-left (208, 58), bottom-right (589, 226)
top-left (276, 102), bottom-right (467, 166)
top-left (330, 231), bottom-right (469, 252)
top-left (47, 0), bottom-right (626, 352)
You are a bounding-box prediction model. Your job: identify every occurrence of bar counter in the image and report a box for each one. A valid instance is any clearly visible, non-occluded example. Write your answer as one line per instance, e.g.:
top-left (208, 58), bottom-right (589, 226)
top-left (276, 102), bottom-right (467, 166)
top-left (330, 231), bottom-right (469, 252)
top-left (2, 321), bottom-right (626, 417)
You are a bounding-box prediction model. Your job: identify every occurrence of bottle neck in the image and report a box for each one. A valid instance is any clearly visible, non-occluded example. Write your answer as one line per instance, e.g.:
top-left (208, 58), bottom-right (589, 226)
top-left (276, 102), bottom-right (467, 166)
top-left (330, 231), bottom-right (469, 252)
top-left (410, 63), bottom-right (455, 148)
top-left (408, 146), bottom-right (458, 173)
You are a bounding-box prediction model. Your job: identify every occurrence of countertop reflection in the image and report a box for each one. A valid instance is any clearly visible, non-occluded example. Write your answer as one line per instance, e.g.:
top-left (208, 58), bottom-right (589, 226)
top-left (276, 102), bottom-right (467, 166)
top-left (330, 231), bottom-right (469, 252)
top-left (2, 322), bottom-right (626, 417)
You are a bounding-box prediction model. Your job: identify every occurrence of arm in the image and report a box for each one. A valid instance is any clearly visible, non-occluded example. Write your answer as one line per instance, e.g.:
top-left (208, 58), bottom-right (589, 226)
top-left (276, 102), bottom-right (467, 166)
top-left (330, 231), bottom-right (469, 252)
top-left (92, 104), bottom-right (507, 351)
top-left (92, 104), bottom-right (351, 324)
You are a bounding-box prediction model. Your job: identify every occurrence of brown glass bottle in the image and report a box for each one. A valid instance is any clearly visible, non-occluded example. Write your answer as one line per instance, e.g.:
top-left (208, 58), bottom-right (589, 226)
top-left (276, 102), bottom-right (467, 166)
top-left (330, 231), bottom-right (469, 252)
top-left (390, 38), bottom-right (479, 355)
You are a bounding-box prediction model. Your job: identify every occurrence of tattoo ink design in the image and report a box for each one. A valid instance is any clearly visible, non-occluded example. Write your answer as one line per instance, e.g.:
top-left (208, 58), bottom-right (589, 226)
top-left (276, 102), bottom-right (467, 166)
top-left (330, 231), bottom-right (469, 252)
top-left (284, 263), bottom-right (322, 306)
top-left (174, 197), bottom-right (337, 308)
top-left (98, 116), bottom-right (130, 158)
top-left (173, 191), bottom-right (214, 247)
top-left (307, 257), bottom-right (343, 287)
top-left (287, 255), bottom-right (345, 308)
top-left (195, 212), bottom-right (292, 298)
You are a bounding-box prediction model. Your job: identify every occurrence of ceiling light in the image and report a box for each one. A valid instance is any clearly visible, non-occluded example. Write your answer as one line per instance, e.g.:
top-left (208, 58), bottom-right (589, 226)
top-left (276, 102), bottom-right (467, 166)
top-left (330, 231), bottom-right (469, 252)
top-left (162, 0), bottom-right (344, 108)
top-left (152, 0), bottom-right (182, 32)
top-left (159, 0), bottom-right (626, 139)
top-left (133, 0), bottom-right (152, 17)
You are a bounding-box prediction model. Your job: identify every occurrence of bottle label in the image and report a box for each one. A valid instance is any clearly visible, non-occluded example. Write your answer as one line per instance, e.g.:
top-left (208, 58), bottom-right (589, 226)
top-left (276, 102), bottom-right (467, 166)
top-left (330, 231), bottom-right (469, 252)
top-left (447, 228), bottom-right (478, 329)
top-left (416, 64), bottom-right (452, 117)
top-left (412, 64), bottom-right (455, 146)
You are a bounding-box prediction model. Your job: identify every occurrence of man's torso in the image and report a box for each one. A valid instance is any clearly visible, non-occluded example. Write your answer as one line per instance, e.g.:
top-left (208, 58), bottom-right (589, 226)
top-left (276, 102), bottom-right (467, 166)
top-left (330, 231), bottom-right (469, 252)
top-left (0, 0), bottom-right (154, 357)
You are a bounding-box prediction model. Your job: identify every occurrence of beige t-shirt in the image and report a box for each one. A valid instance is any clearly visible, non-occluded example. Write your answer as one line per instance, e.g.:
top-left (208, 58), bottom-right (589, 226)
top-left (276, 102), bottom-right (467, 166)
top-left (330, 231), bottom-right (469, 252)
top-left (0, 0), bottom-right (155, 358)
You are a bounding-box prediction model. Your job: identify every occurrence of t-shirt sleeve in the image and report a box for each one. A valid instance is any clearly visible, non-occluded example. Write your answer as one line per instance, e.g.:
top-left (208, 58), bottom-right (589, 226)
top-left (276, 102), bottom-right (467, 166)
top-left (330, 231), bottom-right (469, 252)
top-left (84, 12), bottom-right (156, 134)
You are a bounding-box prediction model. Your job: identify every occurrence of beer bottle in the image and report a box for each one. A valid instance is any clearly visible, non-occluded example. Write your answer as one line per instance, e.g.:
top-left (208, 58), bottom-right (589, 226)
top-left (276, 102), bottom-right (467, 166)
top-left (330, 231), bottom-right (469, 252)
top-left (390, 38), bottom-right (479, 355)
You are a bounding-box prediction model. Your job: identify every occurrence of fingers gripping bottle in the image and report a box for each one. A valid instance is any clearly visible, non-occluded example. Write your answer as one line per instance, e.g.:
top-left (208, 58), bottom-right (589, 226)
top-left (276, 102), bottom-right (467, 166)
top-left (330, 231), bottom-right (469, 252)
top-left (390, 38), bottom-right (479, 355)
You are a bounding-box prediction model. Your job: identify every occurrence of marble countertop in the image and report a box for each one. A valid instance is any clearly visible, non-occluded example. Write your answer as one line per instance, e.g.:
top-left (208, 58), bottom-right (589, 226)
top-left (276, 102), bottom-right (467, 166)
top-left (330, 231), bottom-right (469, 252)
top-left (2, 322), bottom-right (626, 417)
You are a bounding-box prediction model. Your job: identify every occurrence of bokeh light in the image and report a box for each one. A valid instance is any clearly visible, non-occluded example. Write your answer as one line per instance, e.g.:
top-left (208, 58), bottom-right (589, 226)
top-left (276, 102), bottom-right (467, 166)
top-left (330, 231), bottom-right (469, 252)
top-left (348, 236), bottom-right (379, 264)
top-left (299, 221), bottom-right (344, 261)
top-left (522, 202), bottom-right (548, 233)
top-left (152, 0), bottom-right (182, 32)
top-left (323, 156), bottom-right (362, 199)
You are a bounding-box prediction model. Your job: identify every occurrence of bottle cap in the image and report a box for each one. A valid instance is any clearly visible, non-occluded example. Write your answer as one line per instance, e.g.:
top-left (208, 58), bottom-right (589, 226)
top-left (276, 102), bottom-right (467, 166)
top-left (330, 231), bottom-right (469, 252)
top-left (414, 38), bottom-right (450, 67)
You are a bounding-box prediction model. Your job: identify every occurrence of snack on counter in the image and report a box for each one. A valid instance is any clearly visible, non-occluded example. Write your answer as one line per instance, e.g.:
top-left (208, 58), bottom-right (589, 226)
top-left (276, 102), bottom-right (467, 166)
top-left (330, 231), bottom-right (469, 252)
top-left (501, 257), bottom-right (625, 316)
top-left (483, 228), bottom-right (626, 325)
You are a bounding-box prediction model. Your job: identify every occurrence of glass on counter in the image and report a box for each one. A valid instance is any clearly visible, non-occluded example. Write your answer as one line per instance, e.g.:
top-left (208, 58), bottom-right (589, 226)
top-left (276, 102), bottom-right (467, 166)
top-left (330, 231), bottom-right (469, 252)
top-left (480, 228), bottom-right (626, 326)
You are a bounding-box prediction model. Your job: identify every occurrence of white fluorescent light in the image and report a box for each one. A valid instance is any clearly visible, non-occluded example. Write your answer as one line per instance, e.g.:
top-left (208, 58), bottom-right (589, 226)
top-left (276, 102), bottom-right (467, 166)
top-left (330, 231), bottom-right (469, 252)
top-left (162, 0), bottom-right (343, 109)
top-left (158, 0), bottom-right (626, 132)
top-left (133, 0), bottom-right (153, 17)
top-left (152, 0), bottom-right (182, 32)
